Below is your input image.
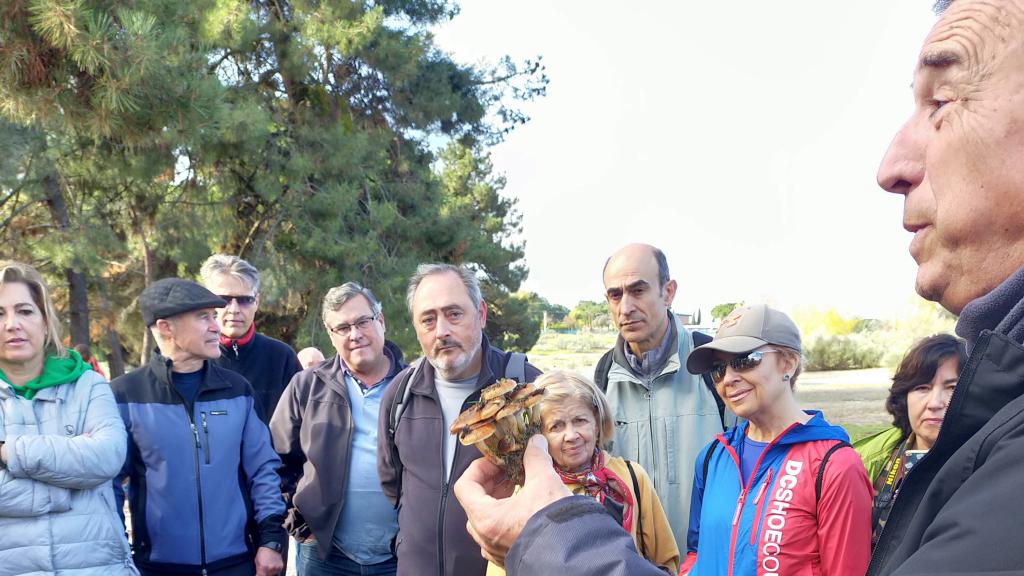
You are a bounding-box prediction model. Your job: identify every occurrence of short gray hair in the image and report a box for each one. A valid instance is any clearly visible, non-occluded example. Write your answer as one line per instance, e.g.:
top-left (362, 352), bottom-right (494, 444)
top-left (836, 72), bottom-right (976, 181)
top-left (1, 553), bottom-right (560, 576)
top-left (405, 263), bottom-right (482, 314)
top-left (322, 282), bottom-right (382, 323)
top-left (602, 245), bottom-right (671, 289)
top-left (200, 254), bottom-right (260, 293)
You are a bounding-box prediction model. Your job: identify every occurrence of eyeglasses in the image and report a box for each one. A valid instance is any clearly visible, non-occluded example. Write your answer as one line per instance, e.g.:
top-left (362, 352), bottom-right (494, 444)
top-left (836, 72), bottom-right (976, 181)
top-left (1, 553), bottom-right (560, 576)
top-left (329, 314), bottom-right (378, 337)
top-left (217, 295), bottom-right (257, 307)
top-left (710, 349), bottom-right (781, 383)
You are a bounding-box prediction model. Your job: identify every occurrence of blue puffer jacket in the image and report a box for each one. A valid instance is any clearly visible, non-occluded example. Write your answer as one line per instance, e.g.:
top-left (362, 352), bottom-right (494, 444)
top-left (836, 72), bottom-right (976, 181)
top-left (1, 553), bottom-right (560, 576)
top-left (112, 353), bottom-right (286, 574)
top-left (0, 368), bottom-right (136, 575)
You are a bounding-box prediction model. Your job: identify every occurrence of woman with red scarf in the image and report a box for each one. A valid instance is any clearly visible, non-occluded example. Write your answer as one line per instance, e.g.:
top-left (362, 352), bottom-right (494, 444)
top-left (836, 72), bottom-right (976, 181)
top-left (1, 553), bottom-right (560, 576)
top-left (486, 370), bottom-right (679, 575)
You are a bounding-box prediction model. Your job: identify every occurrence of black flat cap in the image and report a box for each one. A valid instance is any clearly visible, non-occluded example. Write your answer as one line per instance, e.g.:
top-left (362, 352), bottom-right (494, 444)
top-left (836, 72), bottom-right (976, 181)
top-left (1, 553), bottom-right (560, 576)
top-left (140, 278), bottom-right (227, 326)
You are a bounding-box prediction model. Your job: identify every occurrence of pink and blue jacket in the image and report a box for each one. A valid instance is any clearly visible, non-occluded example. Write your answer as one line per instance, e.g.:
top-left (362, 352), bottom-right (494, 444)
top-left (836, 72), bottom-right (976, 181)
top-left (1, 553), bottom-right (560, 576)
top-left (681, 411), bottom-right (871, 576)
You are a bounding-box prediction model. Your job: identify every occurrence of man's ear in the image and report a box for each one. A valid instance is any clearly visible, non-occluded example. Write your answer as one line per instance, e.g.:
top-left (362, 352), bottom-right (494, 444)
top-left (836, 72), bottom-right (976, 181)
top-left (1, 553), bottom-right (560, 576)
top-left (478, 300), bottom-right (488, 327)
top-left (662, 279), bottom-right (678, 307)
top-left (153, 318), bottom-right (175, 340)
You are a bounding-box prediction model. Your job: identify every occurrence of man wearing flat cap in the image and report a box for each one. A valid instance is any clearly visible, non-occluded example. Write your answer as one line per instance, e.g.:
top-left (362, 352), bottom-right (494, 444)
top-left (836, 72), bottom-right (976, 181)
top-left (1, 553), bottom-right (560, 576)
top-left (111, 278), bottom-right (287, 576)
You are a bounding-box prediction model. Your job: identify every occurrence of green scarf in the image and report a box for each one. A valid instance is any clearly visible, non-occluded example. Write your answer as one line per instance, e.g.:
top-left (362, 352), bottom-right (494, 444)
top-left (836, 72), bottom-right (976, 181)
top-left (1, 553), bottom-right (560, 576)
top-left (0, 350), bottom-right (89, 399)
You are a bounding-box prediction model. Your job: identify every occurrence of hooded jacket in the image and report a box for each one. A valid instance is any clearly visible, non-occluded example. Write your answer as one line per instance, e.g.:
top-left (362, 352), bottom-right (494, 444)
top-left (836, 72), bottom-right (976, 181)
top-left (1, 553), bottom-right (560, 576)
top-left (683, 412), bottom-right (872, 576)
top-left (0, 367), bottom-right (136, 575)
top-left (270, 341), bottom-right (406, 557)
top-left (376, 334), bottom-right (541, 576)
top-left (111, 353), bottom-right (286, 574)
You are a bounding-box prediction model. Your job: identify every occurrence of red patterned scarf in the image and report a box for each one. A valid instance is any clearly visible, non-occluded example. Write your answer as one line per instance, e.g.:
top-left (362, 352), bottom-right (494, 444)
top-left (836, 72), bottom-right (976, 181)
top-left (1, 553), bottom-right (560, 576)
top-left (556, 448), bottom-right (635, 532)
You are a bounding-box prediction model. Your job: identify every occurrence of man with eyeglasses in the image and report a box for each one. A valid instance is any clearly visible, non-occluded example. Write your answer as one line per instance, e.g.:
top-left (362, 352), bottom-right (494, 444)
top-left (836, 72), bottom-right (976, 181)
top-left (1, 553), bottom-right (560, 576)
top-left (270, 282), bottom-right (405, 576)
top-left (201, 254), bottom-right (301, 425)
top-left (593, 243), bottom-right (733, 552)
top-left (376, 263), bottom-right (541, 576)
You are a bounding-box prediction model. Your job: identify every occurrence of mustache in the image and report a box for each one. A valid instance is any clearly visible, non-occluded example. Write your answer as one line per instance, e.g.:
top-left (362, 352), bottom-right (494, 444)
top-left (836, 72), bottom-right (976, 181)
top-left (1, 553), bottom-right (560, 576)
top-left (433, 338), bottom-right (464, 354)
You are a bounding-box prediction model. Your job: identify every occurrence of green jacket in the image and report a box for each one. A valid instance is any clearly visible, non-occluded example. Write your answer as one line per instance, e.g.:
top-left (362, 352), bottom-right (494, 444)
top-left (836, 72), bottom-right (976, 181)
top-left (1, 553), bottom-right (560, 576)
top-left (853, 426), bottom-right (904, 484)
top-left (601, 317), bottom-right (733, 553)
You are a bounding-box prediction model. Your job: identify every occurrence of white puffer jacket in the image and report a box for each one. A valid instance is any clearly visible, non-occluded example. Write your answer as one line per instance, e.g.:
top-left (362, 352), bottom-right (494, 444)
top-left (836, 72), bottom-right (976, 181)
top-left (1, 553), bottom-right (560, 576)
top-left (0, 368), bottom-right (136, 575)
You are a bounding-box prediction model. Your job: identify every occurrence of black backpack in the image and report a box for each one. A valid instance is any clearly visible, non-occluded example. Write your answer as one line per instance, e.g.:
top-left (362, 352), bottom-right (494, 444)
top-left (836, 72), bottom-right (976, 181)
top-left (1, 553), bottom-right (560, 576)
top-left (384, 352), bottom-right (527, 508)
top-left (594, 330), bottom-right (727, 427)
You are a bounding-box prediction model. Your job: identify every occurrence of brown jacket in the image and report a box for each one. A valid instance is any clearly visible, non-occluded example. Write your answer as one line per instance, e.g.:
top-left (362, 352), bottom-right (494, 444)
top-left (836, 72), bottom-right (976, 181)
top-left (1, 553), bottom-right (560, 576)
top-left (270, 342), bottom-right (405, 557)
top-left (377, 335), bottom-right (541, 576)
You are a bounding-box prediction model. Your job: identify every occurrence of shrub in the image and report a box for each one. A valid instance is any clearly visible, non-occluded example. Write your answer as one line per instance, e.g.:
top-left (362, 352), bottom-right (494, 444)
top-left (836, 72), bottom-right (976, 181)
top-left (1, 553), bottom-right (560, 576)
top-left (804, 334), bottom-right (884, 371)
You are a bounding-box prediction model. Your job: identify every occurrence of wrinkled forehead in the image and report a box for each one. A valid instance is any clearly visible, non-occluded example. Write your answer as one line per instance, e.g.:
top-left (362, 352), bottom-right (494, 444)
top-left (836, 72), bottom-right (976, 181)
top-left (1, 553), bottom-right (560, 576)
top-left (919, 0), bottom-right (1024, 74)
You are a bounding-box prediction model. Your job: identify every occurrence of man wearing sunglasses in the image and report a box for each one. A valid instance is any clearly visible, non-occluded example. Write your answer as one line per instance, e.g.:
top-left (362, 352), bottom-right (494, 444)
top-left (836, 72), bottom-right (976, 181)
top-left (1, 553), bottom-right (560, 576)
top-left (201, 254), bottom-right (301, 425)
top-left (594, 243), bottom-right (733, 552)
top-left (270, 282), bottom-right (406, 575)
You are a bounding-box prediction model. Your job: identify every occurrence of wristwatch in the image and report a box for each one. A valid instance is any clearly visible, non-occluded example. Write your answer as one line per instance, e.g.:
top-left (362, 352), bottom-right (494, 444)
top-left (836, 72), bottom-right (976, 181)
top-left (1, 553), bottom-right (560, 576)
top-left (261, 541), bottom-right (283, 553)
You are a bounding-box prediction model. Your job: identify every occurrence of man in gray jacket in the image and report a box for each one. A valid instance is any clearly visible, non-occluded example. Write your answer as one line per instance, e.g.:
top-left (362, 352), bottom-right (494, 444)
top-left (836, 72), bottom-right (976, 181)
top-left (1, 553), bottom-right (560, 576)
top-left (270, 282), bottom-right (405, 575)
top-left (597, 243), bottom-right (730, 549)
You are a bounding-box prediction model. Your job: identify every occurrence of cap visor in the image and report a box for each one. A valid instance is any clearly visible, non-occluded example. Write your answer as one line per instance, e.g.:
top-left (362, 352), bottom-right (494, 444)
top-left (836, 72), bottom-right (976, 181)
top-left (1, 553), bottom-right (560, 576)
top-left (686, 336), bottom-right (770, 374)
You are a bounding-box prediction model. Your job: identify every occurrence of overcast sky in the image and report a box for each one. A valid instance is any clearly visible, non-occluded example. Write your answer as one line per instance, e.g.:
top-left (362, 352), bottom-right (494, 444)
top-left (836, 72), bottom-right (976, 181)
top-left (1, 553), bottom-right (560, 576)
top-left (433, 2), bottom-right (937, 319)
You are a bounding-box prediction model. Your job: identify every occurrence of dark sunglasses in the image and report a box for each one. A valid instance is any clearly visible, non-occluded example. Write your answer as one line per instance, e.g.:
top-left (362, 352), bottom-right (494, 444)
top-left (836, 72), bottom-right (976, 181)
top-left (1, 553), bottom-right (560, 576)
top-left (217, 294), bottom-right (257, 306)
top-left (710, 349), bottom-right (780, 383)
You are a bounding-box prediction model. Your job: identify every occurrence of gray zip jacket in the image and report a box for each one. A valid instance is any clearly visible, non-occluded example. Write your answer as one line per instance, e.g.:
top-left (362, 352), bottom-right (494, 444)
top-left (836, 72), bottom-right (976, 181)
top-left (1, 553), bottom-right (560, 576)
top-left (602, 317), bottom-right (732, 552)
top-left (0, 369), bottom-right (136, 575)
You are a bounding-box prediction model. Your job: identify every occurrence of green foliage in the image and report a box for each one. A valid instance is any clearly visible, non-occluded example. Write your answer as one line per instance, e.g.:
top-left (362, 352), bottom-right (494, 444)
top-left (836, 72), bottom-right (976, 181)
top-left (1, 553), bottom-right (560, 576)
top-left (567, 300), bottom-right (611, 331)
top-left (804, 334), bottom-right (885, 371)
top-left (711, 302), bottom-right (741, 321)
top-left (0, 0), bottom-right (548, 362)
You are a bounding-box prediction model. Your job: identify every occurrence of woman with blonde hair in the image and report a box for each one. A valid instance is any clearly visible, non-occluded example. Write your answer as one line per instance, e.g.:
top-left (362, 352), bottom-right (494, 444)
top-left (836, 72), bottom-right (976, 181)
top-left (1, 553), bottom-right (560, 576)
top-left (0, 261), bottom-right (136, 574)
top-left (487, 369), bottom-right (678, 574)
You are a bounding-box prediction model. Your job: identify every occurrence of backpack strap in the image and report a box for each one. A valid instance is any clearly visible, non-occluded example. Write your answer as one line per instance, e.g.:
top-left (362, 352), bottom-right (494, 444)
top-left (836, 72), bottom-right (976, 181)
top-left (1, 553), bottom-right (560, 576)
top-left (594, 349), bottom-right (615, 393)
top-left (701, 441), bottom-right (718, 484)
top-left (691, 330), bottom-right (728, 429)
top-left (816, 441), bottom-right (852, 504)
top-left (502, 351), bottom-right (527, 383)
top-left (386, 357), bottom-right (425, 509)
top-left (624, 460), bottom-right (648, 558)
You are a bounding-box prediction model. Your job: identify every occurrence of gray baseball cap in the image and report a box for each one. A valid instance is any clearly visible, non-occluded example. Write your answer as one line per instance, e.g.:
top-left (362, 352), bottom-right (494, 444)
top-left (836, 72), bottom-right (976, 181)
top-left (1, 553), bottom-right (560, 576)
top-left (686, 304), bottom-right (801, 374)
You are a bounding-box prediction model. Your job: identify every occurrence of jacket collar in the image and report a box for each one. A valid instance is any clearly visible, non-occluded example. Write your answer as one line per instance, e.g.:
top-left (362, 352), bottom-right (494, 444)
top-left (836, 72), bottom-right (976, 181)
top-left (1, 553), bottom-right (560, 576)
top-left (317, 340), bottom-right (407, 396)
top-left (720, 410), bottom-right (849, 448)
top-left (148, 352), bottom-right (231, 393)
top-left (957, 265), bottom-right (1024, 350)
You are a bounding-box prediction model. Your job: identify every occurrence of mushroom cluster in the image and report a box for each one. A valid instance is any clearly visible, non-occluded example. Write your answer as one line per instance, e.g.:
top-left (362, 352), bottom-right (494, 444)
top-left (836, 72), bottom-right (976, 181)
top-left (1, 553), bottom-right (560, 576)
top-left (449, 378), bottom-right (545, 485)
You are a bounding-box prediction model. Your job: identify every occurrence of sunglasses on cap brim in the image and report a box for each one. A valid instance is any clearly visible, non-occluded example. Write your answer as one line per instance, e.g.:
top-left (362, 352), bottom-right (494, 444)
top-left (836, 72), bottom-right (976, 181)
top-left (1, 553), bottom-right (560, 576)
top-left (709, 349), bottom-right (781, 383)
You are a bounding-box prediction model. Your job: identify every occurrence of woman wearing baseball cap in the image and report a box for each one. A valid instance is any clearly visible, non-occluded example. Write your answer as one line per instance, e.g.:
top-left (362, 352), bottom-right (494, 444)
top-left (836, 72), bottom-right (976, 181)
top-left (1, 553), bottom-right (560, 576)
top-left (679, 304), bottom-right (872, 576)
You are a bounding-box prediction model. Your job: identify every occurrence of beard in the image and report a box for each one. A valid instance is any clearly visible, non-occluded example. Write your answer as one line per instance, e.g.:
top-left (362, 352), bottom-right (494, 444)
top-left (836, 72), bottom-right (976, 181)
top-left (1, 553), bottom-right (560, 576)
top-left (428, 330), bottom-right (483, 380)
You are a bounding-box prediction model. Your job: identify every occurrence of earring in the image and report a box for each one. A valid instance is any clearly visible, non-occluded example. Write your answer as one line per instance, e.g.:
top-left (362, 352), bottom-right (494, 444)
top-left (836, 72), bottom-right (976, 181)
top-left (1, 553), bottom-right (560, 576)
top-left (782, 374), bottom-right (791, 382)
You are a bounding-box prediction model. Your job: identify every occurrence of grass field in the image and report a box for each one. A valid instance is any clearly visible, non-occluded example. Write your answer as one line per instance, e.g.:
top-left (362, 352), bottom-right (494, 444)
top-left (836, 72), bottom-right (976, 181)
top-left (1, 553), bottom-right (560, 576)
top-left (528, 331), bottom-right (893, 442)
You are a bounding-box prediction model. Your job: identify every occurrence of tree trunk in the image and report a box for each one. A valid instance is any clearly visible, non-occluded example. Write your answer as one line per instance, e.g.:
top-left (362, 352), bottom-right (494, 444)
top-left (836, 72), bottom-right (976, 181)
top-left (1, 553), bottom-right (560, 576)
top-left (135, 215), bottom-right (153, 366)
top-left (98, 287), bottom-right (126, 377)
top-left (42, 173), bottom-right (90, 346)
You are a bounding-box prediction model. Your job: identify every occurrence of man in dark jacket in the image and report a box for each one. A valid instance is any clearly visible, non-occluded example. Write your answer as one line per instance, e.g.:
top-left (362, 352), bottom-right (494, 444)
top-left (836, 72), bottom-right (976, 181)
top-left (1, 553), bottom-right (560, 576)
top-left (377, 263), bottom-right (541, 576)
top-left (270, 282), bottom-right (406, 575)
top-left (112, 278), bottom-right (286, 576)
top-left (455, 1), bottom-right (1024, 574)
top-left (201, 254), bottom-right (301, 424)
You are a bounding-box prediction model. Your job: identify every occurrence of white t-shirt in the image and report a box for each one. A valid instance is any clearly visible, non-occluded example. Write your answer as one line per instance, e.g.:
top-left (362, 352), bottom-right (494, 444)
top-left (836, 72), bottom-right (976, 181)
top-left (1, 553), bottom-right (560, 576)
top-left (435, 373), bottom-right (480, 481)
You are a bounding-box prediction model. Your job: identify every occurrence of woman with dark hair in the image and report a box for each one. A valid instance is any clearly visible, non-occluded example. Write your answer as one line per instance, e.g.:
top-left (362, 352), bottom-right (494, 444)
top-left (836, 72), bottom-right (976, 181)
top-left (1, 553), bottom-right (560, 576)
top-left (853, 333), bottom-right (965, 547)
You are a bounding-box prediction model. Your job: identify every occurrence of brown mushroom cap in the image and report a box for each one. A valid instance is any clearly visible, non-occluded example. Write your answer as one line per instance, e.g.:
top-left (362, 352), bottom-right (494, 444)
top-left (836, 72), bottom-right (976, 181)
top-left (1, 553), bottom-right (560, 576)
top-left (458, 421), bottom-right (497, 445)
top-left (448, 399), bottom-right (503, 433)
top-left (481, 378), bottom-right (519, 402)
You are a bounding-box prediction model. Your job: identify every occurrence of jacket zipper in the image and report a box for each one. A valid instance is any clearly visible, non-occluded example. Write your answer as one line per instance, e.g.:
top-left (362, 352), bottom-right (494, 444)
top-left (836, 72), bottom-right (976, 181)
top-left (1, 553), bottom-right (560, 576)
top-left (187, 408), bottom-right (209, 575)
top-left (719, 423), bottom-right (798, 576)
top-left (438, 434), bottom-right (453, 576)
top-left (749, 470), bottom-right (773, 546)
top-left (647, 381), bottom-right (658, 490)
top-left (232, 341), bottom-right (239, 358)
top-left (201, 411), bottom-right (211, 465)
